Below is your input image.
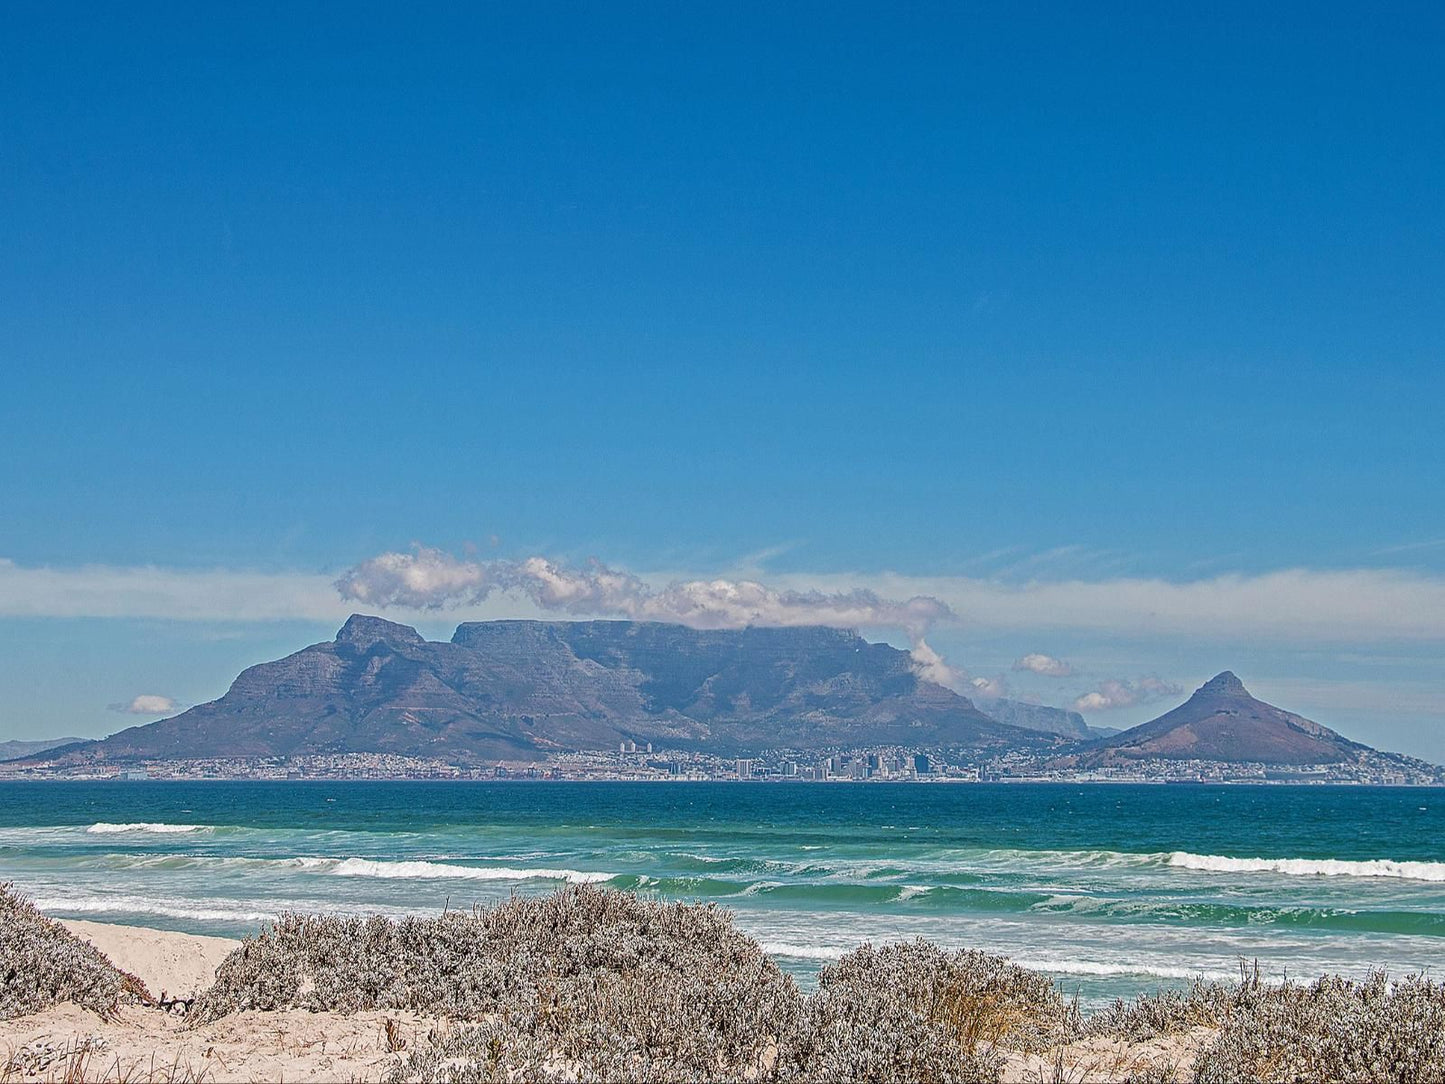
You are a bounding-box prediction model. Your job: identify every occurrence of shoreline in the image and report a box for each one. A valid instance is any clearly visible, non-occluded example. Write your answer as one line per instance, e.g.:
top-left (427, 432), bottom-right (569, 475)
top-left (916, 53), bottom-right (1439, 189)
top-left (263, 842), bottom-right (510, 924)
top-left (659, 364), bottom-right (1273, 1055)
top-left (4, 775), bottom-right (1443, 786)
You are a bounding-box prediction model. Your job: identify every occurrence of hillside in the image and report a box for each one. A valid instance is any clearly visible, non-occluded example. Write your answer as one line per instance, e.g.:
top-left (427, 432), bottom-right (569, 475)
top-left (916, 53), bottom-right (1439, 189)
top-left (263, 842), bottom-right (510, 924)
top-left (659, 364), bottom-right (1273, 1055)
top-left (56, 616), bottom-right (1050, 764)
top-left (1074, 672), bottom-right (1368, 766)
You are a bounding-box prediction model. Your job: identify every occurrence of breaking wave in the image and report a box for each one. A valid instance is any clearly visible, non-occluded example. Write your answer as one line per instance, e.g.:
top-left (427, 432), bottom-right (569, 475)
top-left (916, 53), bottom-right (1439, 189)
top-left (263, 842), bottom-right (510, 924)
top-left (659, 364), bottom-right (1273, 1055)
top-left (1168, 852), bottom-right (1445, 882)
top-left (85, 822), bottom-right (212, 835)
top-left (1012, 957), bottom-right (1240, 982)
top-left (323, 858), bottom-right (613, 884)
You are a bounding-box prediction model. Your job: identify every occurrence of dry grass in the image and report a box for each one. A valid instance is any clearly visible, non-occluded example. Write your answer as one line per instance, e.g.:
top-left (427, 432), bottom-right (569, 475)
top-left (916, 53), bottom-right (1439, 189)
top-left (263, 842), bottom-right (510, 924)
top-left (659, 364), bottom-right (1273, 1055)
top-left (0, 883), bottom-right (150, 1021)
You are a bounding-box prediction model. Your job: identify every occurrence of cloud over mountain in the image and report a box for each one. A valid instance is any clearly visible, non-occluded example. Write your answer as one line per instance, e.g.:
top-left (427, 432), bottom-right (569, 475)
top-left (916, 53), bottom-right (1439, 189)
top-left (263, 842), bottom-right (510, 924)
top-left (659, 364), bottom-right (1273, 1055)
top-left (1013, 653), bottom-right (1073, 677)
top-left (336, 547), bottom-right (954, 635)
top-left (109, 694), bottom-right (179, 716)
top-left (336, 547), bottom-right (963, 692)
top-left (1073, 676), bottom-right (1182, 712)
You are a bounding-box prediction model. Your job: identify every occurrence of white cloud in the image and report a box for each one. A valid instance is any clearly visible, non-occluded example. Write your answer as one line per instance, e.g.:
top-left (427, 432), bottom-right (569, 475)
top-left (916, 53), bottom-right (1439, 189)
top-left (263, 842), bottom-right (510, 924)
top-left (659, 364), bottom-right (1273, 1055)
top-left (1073, 677), bottom-right (1183, 713)
top-left (968, 675), bottom-right (1008, 699)
top-left (110, 694), bottom-right (179, 716)
top-left (1013, 652), bottom-right (1073, 677)
top-left (909, 639), bottom-right (965, 689)
top-left (0, 557), bottom-right (347, 621)
top-left (767, 567), bottom-right (1445, 643)
top-left (334, 547), bottom-right (490, 610)
top-left (334, 548), bottom-right (955, 637)
top-left (5, 555), bottom-right (1445, 646)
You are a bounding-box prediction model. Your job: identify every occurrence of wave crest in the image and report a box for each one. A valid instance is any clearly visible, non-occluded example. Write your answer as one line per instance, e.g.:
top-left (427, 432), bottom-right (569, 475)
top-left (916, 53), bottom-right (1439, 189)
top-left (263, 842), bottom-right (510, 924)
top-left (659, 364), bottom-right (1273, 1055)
top-left (325, 858), bottom-right (612, 884)
top-left (85, 822), bottom-right (211, 835)
top-left (1168, 852), bottom-right (1445, 882)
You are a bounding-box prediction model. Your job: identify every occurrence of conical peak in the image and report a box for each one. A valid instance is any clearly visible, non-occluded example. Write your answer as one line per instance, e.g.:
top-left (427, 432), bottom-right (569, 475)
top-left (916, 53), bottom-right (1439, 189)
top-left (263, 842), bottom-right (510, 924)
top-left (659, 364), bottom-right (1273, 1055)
top-left (1197, 671), bottom-right (1249, 698)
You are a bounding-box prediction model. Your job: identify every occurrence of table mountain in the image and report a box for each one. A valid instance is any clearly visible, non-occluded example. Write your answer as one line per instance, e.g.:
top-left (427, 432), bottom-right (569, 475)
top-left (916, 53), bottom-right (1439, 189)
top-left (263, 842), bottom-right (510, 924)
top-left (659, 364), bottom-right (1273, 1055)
top-left (58, 616), bottom-right (1052, 764)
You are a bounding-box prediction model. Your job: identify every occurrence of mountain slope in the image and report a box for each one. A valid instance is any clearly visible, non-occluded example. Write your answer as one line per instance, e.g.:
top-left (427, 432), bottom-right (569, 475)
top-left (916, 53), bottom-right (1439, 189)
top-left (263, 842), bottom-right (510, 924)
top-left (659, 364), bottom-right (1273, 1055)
top-left (976, 698), bottom-right (1091, 739)
top-left (64, 616), bottom-right (1050, 764)
top-left (0, 737), bottom-right (87, 763)
top-left (1075, 672), bottom-right (1367, 765)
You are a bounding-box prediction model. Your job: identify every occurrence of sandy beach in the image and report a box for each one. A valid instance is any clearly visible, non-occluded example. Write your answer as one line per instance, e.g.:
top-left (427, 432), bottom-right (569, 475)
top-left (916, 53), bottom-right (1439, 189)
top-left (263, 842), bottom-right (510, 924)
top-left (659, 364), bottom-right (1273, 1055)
top-left (0, 917), bottom-right (1213, 1083)
top-left (4, 921), bottom-right (432, 1082)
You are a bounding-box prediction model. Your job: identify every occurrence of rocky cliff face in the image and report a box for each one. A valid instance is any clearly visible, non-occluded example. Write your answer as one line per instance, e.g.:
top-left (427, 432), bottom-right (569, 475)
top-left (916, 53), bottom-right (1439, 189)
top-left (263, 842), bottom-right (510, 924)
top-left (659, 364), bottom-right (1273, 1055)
top-left (73, 617), bottom-right (1049, 763)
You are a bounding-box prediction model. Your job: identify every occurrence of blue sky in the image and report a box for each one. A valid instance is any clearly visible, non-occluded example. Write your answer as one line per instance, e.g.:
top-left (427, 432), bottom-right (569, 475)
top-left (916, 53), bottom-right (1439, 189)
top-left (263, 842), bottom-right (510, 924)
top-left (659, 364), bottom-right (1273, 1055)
top-left (3, 4), bottom-right (1443, 757)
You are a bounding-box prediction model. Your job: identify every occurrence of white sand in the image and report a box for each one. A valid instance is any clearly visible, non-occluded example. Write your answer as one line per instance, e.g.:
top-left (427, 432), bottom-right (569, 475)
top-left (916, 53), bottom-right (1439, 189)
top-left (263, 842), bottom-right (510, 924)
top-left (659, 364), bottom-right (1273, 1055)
top-left (4, 921), bottom-right (430, 1082)
top-left (0, 1003), bottom-right (431, 1083)
top-left (59, 920), bottom-right (239, 1000)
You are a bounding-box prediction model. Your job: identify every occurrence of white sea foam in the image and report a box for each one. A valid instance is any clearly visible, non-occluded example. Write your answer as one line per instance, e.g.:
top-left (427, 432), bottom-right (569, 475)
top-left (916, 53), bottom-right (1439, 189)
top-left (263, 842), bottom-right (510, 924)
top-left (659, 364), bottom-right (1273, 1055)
top-left (736, 880), bottom-right (784, 897)
top-left (34, 895), bottom-right (277, 923)
top-left (325, 858), bottom-right (612, 883)
top-left (896, 885), bottom-right (932, 901)
top-left (1012, 957), bottom-right (1238, 982)
top-left (760, 941), bottom-right (847, 961)
top-left (1168, 852), bottom-right (1445, 882)
top-left (85, 822), bottom-right (211, 835)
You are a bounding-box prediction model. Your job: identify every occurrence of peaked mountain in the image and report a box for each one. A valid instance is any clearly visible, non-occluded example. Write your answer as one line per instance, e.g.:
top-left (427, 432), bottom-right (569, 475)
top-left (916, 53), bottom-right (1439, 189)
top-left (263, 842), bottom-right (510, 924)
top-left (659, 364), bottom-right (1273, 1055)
top-left (1075, 672), bottom-right (1367, 765)
top-left (59, 616), bottom-right (1053, 764)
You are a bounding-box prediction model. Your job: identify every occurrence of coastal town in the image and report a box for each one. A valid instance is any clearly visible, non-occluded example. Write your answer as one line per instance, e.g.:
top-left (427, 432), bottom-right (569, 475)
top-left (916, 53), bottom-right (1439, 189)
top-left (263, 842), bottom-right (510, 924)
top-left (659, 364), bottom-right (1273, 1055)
top-left (5, 740), bottom-right (1440, 786)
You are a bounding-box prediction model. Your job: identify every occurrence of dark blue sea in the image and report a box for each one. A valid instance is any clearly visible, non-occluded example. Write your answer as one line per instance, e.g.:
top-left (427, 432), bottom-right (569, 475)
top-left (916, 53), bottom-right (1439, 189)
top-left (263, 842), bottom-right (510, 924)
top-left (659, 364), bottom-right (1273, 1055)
top-left (2, 781), bottom-right (1442, 1007)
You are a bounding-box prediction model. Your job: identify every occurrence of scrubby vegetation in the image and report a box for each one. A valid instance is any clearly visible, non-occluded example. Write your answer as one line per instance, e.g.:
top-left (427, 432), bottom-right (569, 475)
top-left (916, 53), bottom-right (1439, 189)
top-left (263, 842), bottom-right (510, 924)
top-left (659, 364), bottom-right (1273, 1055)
top-left (8, 881), bottom-right (1428, 1082)
top-left (191, 887), bottom-right (1081, 1081)
top-left (1090, 964), bottom-right (1445, 1083)
top-left (776, 939), bottom-right (1077, 1082)
top-left (191, 886), bottom-right (799, 1080)
top-left (0, 882), bottom-right (149, 1019)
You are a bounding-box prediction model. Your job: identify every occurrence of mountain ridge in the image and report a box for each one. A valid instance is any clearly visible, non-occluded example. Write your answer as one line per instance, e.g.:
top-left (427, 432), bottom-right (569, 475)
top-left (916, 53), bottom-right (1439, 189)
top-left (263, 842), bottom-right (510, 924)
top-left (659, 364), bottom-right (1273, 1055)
top-left (57, 616), bottom-right (1052, 764)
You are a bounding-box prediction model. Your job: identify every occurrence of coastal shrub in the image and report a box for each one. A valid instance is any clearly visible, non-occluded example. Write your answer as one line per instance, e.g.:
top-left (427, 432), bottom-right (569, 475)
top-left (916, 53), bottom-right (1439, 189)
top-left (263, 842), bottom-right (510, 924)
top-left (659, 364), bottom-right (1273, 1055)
top-left (1086, 977), bottom-right (1239, 1042)
top-left (1193, 970), bottom-right (1445, 1083)
top-left (777, 939), bottom-right (1074, 1082)
top-left (192, 886), bottom-right (801, 1080)
top-left (0, 882), bottom-right (150, 1019)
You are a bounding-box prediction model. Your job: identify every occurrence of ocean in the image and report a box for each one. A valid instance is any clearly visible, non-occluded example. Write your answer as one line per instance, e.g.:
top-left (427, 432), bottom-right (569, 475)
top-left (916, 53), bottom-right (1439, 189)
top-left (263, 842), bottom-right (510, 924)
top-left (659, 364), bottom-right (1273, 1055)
top-left (2, 780), bottom-right (1442, 1008)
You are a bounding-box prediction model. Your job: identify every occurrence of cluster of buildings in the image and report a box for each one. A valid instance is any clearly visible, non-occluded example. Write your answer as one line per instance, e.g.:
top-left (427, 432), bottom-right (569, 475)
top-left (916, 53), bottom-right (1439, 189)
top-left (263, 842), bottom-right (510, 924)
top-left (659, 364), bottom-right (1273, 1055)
top-left (3, 742), bottom-right (1438, 786)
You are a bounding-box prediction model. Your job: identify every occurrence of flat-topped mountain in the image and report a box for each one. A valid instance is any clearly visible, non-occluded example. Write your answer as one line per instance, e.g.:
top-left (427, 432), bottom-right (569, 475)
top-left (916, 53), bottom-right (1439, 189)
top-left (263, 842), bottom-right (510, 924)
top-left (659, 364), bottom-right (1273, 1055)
top-left (1075, 672), bottom-right (1368, 766)
top-left (60, 616), bottom-right (1050, 764)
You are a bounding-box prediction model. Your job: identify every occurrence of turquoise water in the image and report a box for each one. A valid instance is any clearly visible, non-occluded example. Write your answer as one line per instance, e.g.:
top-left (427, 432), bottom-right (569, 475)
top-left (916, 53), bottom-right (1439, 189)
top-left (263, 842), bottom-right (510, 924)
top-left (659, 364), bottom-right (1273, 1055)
top-left (1, 781), bottom-right (1442, 1007)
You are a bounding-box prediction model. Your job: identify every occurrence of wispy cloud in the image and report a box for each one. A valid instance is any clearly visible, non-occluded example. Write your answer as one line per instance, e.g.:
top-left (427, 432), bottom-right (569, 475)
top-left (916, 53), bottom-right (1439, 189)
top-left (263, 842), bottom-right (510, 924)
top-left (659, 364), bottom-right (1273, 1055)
top-left (1073, 676), bottom-right (1182, 712)
top-left (6, 556), bottom-right (1445, 645)
top-left (1013, 653), bottom-right (1073, 677)
top-left (0, 558), bottom-right (347, 621)
top-left (1372, 538), bottom-right (1445, 556)
top-left (770, 567), bottom-right (1445, 643)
